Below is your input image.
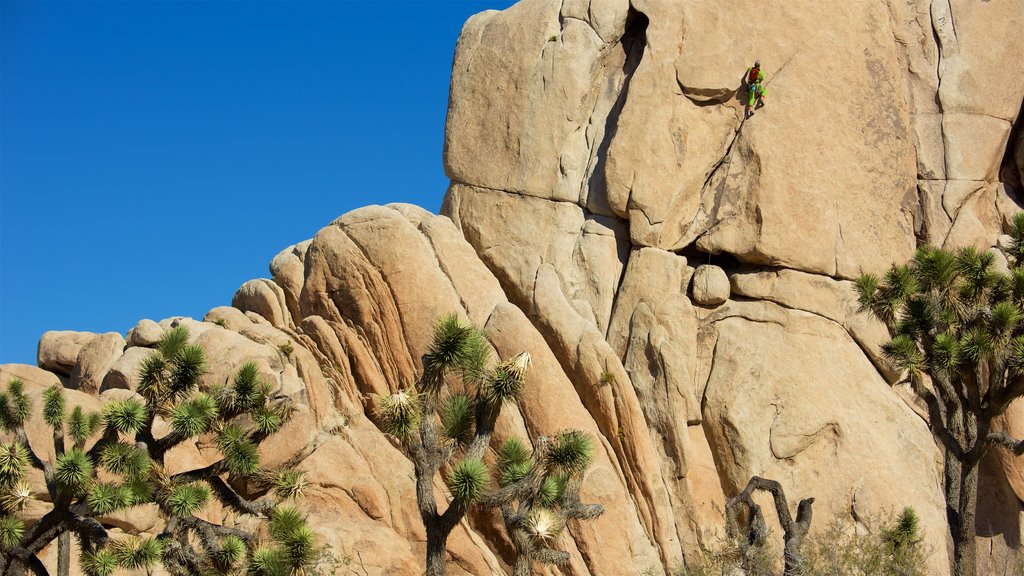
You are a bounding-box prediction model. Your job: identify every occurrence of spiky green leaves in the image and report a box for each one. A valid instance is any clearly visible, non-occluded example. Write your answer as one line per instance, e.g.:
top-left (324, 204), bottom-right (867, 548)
top-left (956, 246), bottom-right (996, 302)
top-left (423, 314), bottom-right (491, 388)
top-left (932, 332), bottom-right (960, 372)
top-left (537, 473), bottom-right (569, 507)
top-left (0, 515), bottom-right (25, 548)
top-left (55, 448), bottom-right (93, 494)
top-left (170, 393), bottom-right (218, 438)
top-left (81, 549), bottom-right (117, 576)
top-left (110, 537), bottom-right (163, 570)
top-left (103, 398), bottom-right (148, 435)
top-left (138, 325), bottom-right (207, 404)
top-left (69, 406), bottom-right (102, 448)
top-left (223, 361), bottom-right (271, 414)
top-left (212, 534), bottom-right (246, 571)
top-left (377, 390), bottom-right (422, 440)
top-left (497, 437), bottom-right (532, 486)
top-left (217, 424), bottom-right (260, 475)
top-left (546, 431), bottom-right (593, 475)
top-left (484, 352), bottom-right (531, 404)
top-left (883, 334), bottom-right (924, 374)
top-left (0, 379), bottom-right (31, 432)
top-left (883, 506), bottom-right (920, 551)
top-left (87, 482), bottom-right (133, 515)
top-left (158, 325), bottom-right (190, 358)
top-left (0, 442), bottom-right (28, 487)
top-left (42, 385), bottom-right (66, 430)
top-left (100, 442), bottom-right (150, 481)
top-left (164, 482), bottom-right (211, 517)
top-left (440, 393), bottom-right (474, 445)
top-left (272, 470), bottom-right (307, 501)
top-left (446, 458), bottom-right (488, 503)
top-left (170, 344), bottom-right (206, 396)
top-left (989, 301), bottom-right (1021, 337)
top-left (268, 506), bottom-right (317, 572)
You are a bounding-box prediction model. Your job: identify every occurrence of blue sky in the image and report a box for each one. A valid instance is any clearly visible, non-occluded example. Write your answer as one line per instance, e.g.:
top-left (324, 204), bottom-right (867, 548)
top-left (1, 0), bottom-right (516, 365)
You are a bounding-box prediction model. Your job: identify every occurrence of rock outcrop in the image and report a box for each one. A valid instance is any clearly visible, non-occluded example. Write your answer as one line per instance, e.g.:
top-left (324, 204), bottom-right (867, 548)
top-left (4, 1), bottom-right (1023, 574)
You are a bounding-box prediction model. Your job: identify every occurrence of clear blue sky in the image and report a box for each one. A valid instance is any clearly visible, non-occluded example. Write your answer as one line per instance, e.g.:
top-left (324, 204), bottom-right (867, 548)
top-left (0, 0), bottom-right (516, 365)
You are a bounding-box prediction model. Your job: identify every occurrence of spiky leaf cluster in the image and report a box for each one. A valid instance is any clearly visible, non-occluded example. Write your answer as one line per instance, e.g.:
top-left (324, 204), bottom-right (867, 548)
top-left (0, 442), bottom-right (28, 488)
top-left (245, 506), bottom-right (318, 575)
top-left (271, 470), bottom-right (307, 501)
top-left (537, 473), bottom-right (569, 507)
top-left (217, 423), bottom-right (260, 475)
top-left (55, 448), bottom-right (93, 495)
top-left (100, 442), bottom-right (150, 481)
top-left (0, 379), bottom-right (31, 431)
top-left (483, 352), bottom-right (531, 404)
top-left (163, 482), bottom-right (211, 517)
top-left (546, 430), bottom-right (594, 475)
top-left (0, 481), bottom-right (32, 513)
top-left (0, 514), bottom-right (25, 548)
top-left (170, 393), bottom-right (218, 438)
top-left (87, 482), bottom-right (133, 515)
top-left (69, 405), bottom-right (102, 448)
top-left (214, 361), bottom-right (271, 415)
top-left (447, 458), bottom-right (488, 503)
top-left (81, 549), bottom-right (117, 576)
top-left (138, 325), bottom-right (207, 406)
top-left (42, 384), bottom-right (66, 430)
top-left (211, 534), bottom-right (246, 572)
top-left (103, 398), bottom-right (148, 435)
top-left (440, 393), bottom-right (474, 445)
top-left (377, 390), bottom-right (422, 439)
top-left (110, 536), bottom-right (163, 570)
top-left (497, 437), bottom-right (532, 487)
top-left (423, 314), bottom-right (491, 388)
top-left (524, 508), bottom-right (563, 543)
top-left (883, 506), bottom-right (921, 551)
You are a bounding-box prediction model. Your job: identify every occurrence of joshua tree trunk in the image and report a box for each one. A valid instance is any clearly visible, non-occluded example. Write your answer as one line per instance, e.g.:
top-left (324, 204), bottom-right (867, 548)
top-left (56, 532), bottom-right (70, 576)
top-left (424, 524), bottom-right (451, 576)
top-left (950, 459), bottom-right (979, 576)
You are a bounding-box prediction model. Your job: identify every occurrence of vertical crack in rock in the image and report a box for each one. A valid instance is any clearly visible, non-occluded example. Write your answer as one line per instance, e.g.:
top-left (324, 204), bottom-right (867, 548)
top-left (581, 8), bottom-right (649, 214)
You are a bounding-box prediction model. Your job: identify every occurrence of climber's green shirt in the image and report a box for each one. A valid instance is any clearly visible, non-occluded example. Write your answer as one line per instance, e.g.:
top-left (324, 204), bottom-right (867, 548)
top-left (746, 66), bottom-right (765, 85)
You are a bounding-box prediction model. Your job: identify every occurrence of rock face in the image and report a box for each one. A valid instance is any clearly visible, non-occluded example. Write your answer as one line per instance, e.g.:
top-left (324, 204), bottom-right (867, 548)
top-left (6, 1), bottom-right (1024, 575)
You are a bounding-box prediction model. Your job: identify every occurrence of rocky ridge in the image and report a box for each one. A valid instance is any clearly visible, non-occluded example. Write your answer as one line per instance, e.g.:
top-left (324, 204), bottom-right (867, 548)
top-left (4, 0), bottom-right (1024, 574)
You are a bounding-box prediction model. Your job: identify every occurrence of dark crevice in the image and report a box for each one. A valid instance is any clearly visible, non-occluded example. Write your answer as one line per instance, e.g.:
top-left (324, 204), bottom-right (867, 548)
top-left (676, 242), bottom-right (740, 271)
top-left (584, 8), bottom-right (649, 214)
top-left (998, 96), bottom-right (1024, 192)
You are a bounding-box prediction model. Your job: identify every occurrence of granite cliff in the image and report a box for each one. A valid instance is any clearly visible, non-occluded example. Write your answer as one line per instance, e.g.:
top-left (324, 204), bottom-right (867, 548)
top-left (4, 0), bottom-right (1024, 574)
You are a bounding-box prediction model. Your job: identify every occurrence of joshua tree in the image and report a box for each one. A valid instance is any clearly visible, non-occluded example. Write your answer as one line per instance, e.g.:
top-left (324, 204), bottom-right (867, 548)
top-left (855, 221), bottom-right (1024, 576)
top-left (376, 314), bottom-right (532, 576)
top-left (724, 476), bottom-right (815, 576)
top-left (0, 325), bottom-right (316, 576)
top-left (484, 431), bottom-right (604, 576)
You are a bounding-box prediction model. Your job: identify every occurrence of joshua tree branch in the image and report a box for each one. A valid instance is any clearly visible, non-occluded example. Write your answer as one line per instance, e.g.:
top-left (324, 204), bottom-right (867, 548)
top-left (987, 431), bottom-right (1024, 455)
top-left (205, 475), bottom-right (276, 516)
top-left (726, 476), bottom-right (815, 576)
top-left (534, 548), bottom-right (570, 566)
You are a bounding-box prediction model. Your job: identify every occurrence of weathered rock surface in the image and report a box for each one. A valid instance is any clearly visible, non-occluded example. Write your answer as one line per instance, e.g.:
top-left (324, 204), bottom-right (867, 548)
top-left (6, 1), bottom-right (1024, 575)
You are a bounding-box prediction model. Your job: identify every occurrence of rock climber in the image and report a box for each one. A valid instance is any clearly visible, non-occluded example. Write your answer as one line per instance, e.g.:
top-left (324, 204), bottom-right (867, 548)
top-left (744, 59), bottom-right (766, 116)
top-left (745, 59), bottom-right (764, 89)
